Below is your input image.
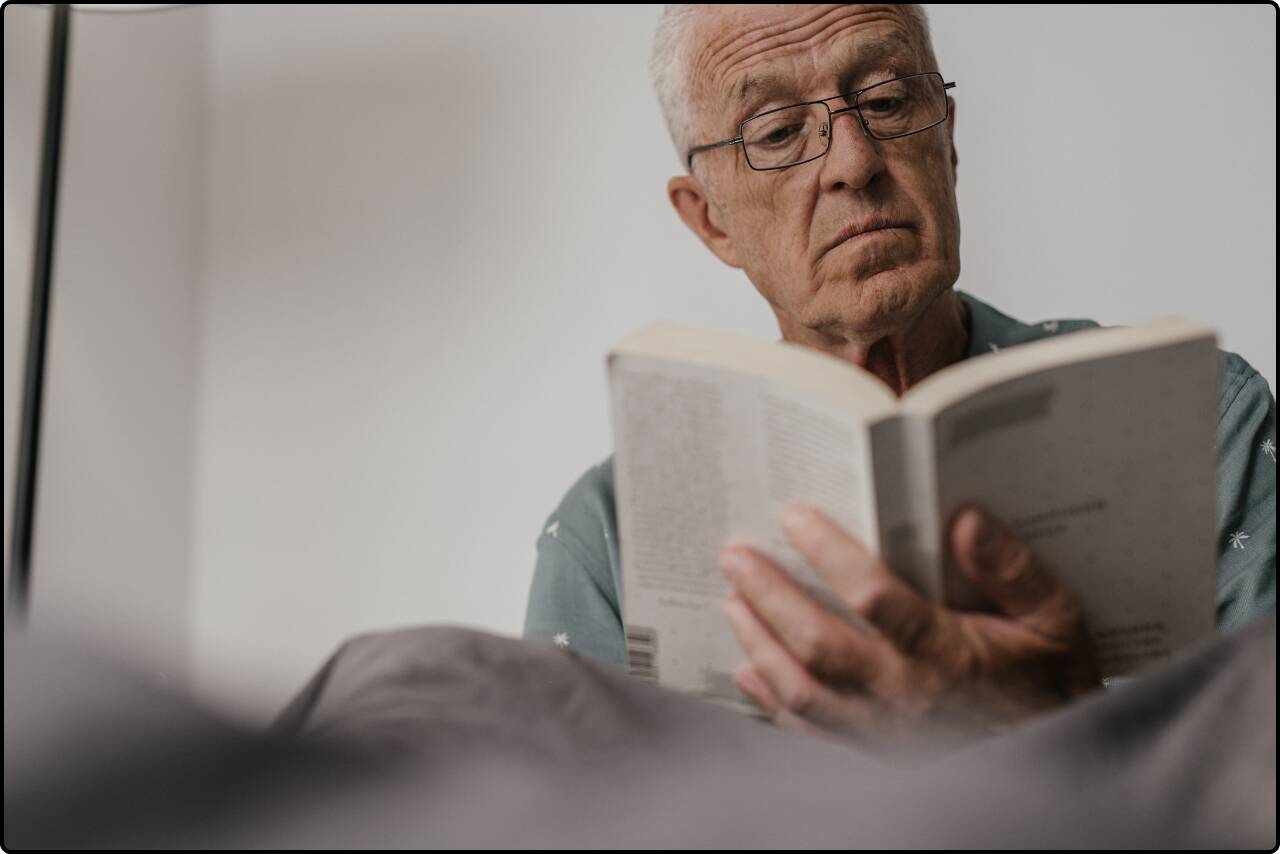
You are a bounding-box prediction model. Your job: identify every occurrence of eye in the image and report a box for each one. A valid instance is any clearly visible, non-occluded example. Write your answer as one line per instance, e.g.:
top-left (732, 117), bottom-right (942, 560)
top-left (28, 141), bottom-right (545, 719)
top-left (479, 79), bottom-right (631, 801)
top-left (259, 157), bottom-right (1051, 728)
top-left (862, 96), bottom-right (905, 115)
top-left (762, 123), bottom-right (803, 145)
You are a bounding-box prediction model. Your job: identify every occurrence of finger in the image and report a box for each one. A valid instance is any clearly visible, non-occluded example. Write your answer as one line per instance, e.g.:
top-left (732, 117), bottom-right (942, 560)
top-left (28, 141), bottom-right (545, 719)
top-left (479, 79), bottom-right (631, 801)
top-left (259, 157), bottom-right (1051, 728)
top-left (727, 601), bottom-right (885, 742)
top-left (736, 667), bottom-right (782, 717)
top-left (735, 668), bottom-right (828, 738)
top-left (779, 503), bottom-right (937, 655)
top-left (949, 505), bottom-right (1070, 619)
top-left (721, 545), bottom-right (882, 685)
top-left (722, 594), bottom-right (856, 728)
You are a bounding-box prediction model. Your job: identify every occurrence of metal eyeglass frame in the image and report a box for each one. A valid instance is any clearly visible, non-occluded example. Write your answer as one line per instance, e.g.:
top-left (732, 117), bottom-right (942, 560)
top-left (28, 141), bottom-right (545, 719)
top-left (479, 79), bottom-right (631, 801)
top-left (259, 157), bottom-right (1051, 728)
top-left (685, 71), bottom-right (956, 172)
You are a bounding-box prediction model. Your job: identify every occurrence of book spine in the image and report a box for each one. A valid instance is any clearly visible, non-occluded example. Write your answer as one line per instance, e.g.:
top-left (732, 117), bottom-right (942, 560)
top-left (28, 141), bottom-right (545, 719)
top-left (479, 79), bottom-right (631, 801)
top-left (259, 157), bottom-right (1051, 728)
top-left (869, 415), bottom-right (944, 602)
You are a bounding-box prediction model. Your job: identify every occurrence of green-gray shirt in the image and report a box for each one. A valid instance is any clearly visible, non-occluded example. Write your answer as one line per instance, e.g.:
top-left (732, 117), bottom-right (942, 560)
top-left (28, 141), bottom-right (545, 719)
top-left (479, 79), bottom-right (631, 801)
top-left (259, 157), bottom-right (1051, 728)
top-left (522, 289), bottom-right (1277, 670)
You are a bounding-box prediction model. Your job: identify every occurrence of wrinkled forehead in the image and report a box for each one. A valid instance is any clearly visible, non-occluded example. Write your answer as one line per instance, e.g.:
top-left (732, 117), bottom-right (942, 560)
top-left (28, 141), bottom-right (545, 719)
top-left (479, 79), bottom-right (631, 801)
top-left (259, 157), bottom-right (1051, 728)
top-left (687, 4), bottom-right (924, 127)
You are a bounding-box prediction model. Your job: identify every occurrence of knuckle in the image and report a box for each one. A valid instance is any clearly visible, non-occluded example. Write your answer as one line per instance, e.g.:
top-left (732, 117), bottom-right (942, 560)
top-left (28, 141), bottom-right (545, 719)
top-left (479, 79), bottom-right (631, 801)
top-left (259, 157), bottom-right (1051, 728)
top-left (942, 619), bottom-right (999, 677)
top-left (792, 621), bottom-right (830, 669)
top-left (954, 633), bottom-right (990, 676)
top-left (849, 578), bottom-right (895, 623)
top-left (895, 608), bottom-right (935, 657)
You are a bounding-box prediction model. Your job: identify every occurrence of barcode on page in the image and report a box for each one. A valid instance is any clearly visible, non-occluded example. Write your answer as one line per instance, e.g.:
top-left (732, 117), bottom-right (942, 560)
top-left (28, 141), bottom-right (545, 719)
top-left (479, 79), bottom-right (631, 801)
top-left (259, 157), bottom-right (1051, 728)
top-left (625, 625), bottom-right (658, 680)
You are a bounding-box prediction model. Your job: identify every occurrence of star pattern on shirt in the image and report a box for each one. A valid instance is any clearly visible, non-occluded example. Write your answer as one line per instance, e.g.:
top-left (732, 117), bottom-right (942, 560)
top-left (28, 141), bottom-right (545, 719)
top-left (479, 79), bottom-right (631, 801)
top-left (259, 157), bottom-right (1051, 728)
top-left (545, 520), bottom-right (559, 538)
top-left (553, 632), bottom-right (570, 648)
top-left (1263, 438), bottom-right (1276, 463)
top-left (1228, 531), bottom-right (1250, 550)
top-left (1042, 320), bottom-right (1060, 332)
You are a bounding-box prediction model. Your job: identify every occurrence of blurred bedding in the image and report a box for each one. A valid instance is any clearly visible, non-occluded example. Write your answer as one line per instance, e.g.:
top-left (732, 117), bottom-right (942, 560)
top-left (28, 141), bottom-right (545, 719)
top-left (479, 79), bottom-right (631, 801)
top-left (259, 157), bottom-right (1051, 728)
top-left (6, 615), bottom-right (1275, 848)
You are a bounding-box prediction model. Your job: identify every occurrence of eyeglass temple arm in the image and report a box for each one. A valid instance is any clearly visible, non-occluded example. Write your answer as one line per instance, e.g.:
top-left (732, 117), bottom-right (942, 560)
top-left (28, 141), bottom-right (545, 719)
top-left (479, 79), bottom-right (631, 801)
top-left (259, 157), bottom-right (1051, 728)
top-left (686, 137), bottom-right (743, 171)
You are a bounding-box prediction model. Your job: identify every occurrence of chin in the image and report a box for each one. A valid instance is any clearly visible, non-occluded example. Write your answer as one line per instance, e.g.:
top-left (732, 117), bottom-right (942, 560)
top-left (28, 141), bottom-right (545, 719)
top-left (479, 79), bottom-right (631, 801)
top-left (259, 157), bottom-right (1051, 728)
top-left (805, 266), bottom-right (940, 338)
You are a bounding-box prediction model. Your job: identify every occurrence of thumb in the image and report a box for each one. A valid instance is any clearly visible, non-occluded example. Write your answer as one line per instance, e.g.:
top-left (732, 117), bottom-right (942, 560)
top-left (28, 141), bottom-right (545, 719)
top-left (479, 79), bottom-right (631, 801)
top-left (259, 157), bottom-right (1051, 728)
top-left (950, 505), bottom-right (1061, 619)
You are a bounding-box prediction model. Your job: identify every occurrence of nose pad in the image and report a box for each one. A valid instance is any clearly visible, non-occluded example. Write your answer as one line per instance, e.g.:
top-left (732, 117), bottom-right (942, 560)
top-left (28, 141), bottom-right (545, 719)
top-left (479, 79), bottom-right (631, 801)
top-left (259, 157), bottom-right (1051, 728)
top-left (828, 108), bottom-right (873, 148)
top-left (818, 111), bottom-right (868, 157)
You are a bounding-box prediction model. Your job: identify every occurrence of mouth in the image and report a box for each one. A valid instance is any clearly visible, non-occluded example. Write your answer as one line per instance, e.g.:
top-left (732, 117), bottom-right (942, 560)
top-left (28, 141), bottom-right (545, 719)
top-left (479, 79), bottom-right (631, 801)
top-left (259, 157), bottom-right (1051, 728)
top-left (824, 219), bottom-right (911, 255)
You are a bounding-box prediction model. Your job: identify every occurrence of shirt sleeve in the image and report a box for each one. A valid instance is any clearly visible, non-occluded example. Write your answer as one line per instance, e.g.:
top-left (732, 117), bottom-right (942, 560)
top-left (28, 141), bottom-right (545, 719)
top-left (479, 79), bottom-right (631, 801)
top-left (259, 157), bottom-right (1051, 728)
top-left (1214, 368), bottom-right (1277, 633)
top-left (521, 462), bottom-right (627, 671)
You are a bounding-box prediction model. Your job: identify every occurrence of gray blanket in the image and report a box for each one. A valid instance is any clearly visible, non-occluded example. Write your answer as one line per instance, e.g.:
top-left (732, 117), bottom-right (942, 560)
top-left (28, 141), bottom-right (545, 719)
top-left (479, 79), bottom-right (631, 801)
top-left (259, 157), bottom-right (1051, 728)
top-left (6, 615), bottom-right (1275, 848)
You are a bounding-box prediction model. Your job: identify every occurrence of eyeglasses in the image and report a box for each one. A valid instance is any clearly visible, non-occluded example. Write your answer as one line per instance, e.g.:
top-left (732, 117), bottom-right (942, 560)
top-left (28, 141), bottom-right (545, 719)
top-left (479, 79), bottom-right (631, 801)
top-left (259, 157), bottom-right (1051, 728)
top-left (686, 72), bottom-right (956, 172)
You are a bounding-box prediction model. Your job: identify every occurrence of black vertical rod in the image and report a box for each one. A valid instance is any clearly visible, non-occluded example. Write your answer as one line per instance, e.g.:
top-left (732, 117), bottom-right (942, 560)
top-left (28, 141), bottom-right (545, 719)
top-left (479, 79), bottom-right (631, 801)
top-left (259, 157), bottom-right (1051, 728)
top-left (9, 4), bottom-right (71, 625)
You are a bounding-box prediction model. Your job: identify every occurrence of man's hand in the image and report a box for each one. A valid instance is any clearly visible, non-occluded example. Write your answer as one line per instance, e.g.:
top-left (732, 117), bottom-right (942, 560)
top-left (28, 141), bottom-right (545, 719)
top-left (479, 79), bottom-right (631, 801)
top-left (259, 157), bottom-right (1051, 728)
top-left (718, 503), bottom-right (1102, 752)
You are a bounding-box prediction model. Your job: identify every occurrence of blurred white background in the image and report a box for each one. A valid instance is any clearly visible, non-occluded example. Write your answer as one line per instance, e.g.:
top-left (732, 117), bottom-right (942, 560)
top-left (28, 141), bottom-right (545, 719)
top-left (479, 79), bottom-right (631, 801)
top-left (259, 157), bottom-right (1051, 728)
top-left (4, 4), bottom-right (1275, 726)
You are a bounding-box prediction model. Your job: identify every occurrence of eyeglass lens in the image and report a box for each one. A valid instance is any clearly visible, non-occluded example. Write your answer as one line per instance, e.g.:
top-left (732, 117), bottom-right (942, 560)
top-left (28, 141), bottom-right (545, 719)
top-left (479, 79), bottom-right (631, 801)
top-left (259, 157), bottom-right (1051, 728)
top-left (741, 74), bottom-right (947, 170)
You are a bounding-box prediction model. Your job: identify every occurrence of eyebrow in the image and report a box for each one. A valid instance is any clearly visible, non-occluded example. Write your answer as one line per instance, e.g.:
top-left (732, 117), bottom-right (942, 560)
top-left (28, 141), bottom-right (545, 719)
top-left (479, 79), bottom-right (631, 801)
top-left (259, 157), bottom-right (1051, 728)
top-left (727, 32), bottom-right (919, 123)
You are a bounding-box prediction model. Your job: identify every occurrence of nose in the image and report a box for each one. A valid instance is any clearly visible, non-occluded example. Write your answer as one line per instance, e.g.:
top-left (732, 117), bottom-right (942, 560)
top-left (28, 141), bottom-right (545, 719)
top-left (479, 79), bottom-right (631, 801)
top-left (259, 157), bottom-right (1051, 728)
top-left (819, 106), bottom-right (886, 192)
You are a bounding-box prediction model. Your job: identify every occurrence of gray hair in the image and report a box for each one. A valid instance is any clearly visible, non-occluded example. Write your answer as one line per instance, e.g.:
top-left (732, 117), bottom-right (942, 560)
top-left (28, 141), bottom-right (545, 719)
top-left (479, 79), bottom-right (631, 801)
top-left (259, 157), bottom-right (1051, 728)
top-left (650, 4), bottom-right (938, 172)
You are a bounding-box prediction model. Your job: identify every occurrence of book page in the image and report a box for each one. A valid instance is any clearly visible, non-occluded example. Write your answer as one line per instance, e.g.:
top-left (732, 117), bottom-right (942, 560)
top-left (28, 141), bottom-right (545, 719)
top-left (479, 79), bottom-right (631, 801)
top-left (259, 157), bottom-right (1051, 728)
top-left (612, 320), bottom-right (898, 421)
top-left (609, 354), bottom-right (880, 714)
top-left (923, 336), bottom-right (1219, 677)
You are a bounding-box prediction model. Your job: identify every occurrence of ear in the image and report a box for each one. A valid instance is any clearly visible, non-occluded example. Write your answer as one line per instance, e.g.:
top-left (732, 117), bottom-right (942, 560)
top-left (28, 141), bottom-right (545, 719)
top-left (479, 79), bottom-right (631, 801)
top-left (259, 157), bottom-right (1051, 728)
top-left (667, 174), bottom-right (743, 269)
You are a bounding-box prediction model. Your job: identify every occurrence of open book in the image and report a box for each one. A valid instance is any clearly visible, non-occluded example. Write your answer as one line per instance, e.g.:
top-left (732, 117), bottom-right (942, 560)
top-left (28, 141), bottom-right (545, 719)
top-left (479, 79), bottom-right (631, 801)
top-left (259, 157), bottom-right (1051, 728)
top-left (607, 317), bottom-right (1220, 714)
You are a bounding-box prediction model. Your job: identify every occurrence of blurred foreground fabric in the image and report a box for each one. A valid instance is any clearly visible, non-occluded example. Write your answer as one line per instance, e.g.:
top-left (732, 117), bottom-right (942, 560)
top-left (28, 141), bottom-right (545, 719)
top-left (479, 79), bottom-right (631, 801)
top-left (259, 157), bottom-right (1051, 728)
top-left (6, 616), bottom-right (1275, 848)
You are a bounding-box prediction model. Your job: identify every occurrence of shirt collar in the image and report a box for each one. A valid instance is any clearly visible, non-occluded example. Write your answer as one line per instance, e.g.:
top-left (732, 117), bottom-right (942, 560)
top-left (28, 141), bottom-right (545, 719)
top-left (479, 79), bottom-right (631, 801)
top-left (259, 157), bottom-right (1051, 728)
top-left (956, 288), bottom-right (1026, 357)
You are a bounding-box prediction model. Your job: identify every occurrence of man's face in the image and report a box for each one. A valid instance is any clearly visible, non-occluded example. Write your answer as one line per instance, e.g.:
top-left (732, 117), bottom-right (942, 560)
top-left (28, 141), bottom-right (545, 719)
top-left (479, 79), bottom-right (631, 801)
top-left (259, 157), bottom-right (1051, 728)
top-left (685, 4), bottom-right (961, 343)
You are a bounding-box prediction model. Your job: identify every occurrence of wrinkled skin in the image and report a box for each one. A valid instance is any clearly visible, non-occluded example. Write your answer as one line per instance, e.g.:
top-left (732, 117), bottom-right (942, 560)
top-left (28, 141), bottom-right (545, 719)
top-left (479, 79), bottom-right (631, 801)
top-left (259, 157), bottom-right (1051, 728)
top-left (670, 4), bottom-right (966, 393)
top-left (721, 503), bottom-right (1101, 753)
top-left (664, 5), bottom-right (1102, 750)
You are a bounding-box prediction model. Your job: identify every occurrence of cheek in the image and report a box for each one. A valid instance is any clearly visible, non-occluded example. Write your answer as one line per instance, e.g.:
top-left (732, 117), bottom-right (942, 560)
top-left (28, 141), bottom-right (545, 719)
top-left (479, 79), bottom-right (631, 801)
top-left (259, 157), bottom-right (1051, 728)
top-left (736, 183), bottom-right (811, 274)
top-left (917, 149), bottom-right (961, 249)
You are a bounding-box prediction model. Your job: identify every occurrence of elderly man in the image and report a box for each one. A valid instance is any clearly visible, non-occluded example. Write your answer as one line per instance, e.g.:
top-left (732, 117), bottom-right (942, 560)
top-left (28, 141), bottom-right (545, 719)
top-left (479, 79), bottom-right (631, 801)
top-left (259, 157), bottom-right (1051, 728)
top-left (523, 4), bottom-right (1275, 745)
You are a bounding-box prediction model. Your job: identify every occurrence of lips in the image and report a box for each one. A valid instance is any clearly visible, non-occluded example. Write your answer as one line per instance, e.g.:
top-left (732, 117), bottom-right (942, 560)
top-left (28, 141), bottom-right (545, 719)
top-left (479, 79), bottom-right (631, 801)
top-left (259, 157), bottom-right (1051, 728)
top-left (825, 217), bottom-right (909, 255)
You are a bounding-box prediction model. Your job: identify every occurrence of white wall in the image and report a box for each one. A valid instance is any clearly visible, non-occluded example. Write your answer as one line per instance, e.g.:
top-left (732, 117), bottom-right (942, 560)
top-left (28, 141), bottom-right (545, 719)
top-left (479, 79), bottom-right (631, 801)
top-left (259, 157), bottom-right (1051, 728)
top-left (5, 5), bottom-right (1274, 728)
top-left (3, 4), bottom-right (206, 691)
top-left (927, 4), bottom-right (1276, 374)
top-left (189, 4), bottom-right (775, 725)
